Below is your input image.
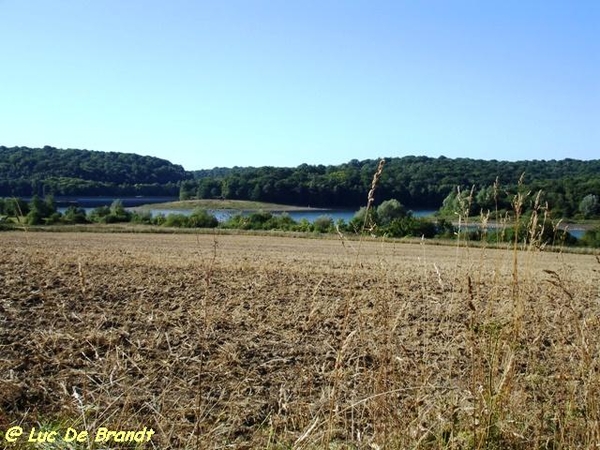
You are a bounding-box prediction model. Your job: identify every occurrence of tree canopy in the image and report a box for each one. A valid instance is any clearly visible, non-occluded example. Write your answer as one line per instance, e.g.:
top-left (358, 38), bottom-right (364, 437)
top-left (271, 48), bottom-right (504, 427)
top-left (1, 146), bottom-right (599, 219)
top-left (0, 146), bottom-right (189, 196)
top-left (185, 156), bottom-right (600, 217)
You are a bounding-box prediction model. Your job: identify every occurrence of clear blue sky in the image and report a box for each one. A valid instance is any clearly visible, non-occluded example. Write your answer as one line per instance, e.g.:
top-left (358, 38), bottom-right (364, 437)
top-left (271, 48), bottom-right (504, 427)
top-left (1, 1), bottom-right (598, 170)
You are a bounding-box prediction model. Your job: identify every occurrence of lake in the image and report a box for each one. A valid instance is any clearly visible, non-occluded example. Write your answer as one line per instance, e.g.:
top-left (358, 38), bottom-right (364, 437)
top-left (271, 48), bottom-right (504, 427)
top-left (53, 197), bottom-right (437, 223)
top-left (57, 206), bottom-right (438, 223)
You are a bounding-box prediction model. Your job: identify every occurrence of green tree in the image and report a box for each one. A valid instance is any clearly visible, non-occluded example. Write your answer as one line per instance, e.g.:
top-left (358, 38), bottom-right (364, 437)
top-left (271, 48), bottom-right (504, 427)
top-left (475, 185), bottom-right (495, 212)
top-left (25, 195), bottom-right (57, 224)
top-left (376, 199), bottom-right (408, 225)
top-left (313, 215), bottom-right (333, 233)
top-left (25, 209), bottom-right (44, 225)
top-left (4, 198), bottom-right (29, 217)
top-left (384, 217), bottom-right (437, 238)
top-left (108, 199), bottom-right (132, 223)
top-left (579, 194), bottom-right (599, 218)
top-left (89, 205), bottom-right (111, 223)
top-left (188, 208), bottom-right (219, 228)
top-left (163, 213), bottom-right (190, 227)
top-left (179, 180), bottom-right (196, 200)
top-left (349, 206), bottom-right (378, 232)
top-left (580, 227), bottom-right (600, 247)
top-left (131, 210), bottom-right (154, 224)
top-left (62, 206), bottom-right (88, 224)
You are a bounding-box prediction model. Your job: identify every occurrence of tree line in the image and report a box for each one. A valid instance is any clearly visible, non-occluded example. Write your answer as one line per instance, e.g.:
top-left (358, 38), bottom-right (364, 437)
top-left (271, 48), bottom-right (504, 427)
top-left (1, 147), bottom-right (599, 220)
top-left (183, 157), bottom-right (600, 218)
top-left (0, 146), bottom-right (187, 196)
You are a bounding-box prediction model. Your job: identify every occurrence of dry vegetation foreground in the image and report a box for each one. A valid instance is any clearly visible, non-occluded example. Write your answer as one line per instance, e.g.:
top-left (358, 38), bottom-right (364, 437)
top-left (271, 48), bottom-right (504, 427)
top-left (1, 231), bottom-right (599, 449)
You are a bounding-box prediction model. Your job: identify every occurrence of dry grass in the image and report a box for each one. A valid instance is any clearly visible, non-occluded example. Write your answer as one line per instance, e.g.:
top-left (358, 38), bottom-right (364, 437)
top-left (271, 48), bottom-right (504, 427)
top-left (0, 229), bottom-right (599, 449)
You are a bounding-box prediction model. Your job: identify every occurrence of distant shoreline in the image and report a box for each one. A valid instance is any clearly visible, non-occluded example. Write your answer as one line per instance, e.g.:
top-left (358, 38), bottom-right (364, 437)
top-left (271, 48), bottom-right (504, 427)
top-left (134, 199), bottom-right (329, 212)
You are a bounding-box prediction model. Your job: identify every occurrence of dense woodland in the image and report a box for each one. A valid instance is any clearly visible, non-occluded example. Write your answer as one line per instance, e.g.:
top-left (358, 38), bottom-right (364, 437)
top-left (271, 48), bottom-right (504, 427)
top-left (0, 146), bottom-right (187, 196)
top-left (185, 157), bottom-right (600, 218)
top-left (1, 146), bottom-right (599, 219)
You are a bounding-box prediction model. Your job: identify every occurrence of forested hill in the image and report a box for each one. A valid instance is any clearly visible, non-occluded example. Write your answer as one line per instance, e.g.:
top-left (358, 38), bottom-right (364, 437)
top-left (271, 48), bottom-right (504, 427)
top-left (184, 156), bottom-right (600, 215)
top-left (1, 147), bottom-right (599, 217)
top-left (0, 146), bottom-right (189, 196)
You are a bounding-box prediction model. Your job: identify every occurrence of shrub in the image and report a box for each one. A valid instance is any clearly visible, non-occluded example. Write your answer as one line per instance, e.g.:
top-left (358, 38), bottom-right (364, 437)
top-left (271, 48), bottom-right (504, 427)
top-left (580, 227), bottom-right (600, 248)
top-left (349, 207), bottom-right (377, 232)
top-left (384, 217), bottom-right (436, 238)
top-left (131, 210), bottom-right (154, 225)
top-left (163, 213), bottom-right (190, 228)
top-left (108, 199), bottom-right (132, 223)
top-left (25, 209), bottom-right (44, 225)
top-left (579, 194), bottom-right (599, 219)
top-left (46, 212), bottom-right (63, 224)
top-left (188, 208), bottom-right (218, 228)
top-left (89, 206), bottom-right (111, 223)
top-left (62, 206), bottom-right (88, 224)
top-left (313, 215), bottom-right (333, 233)
top-left (220, 213), bottom-right (247, 229)
top-left (89, 201), bottom-right (132, 224)
top-left (295, 218), bottom-right (312, 232)
top-left (376, 199), bottom-right (408, 225)
top-left (435, 218), bottom-right (456, 238)
top-left (152, 213), bottom-right (167, 226)
top-left (3, 198), bottom-right (29, 217)
top-left (246, 211), bottom-right (273, 230)
top-left (266, 212), bottom-right (297, 231)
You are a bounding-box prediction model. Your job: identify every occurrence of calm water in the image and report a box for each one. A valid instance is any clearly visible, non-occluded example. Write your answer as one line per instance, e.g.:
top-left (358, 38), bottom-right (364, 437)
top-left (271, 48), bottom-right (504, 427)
top-left (52, 200), bottom-right (588, 238)
top-left (136, 208), bottom-right (437, 223)
top-left (566, 229), bottom-right (585, 239)
top-left (55, 196), bottom-right (437, 224)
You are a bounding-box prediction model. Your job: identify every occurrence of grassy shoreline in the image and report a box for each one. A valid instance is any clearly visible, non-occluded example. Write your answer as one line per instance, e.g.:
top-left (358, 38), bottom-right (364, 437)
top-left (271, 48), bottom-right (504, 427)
top-left (134, 199), bottom-right (327, 211)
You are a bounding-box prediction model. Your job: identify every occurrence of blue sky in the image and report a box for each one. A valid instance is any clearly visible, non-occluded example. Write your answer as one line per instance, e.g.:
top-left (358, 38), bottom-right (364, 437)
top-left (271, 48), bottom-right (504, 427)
top-left (1, 1), bottom-right (598, 170)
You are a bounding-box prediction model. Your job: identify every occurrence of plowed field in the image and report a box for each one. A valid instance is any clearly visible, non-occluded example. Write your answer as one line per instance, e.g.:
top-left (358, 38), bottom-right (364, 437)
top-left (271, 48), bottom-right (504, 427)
top-left (1, 231), bottom-right (599, 449)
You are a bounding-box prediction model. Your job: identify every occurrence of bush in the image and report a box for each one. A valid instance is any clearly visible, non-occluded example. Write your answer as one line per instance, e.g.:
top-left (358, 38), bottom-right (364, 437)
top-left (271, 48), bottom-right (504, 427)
top-left (221, 211), bottom-right (276, 230)
top-left (131, 210), bottom-right (154, 225)
top-left (580, 227), bottom-right (600, 248)
top-left (152, 213), bottom-right (167, 226)
top-left (163, 214), bottom-right (190, 228)
top-left (313, 215), bottom-right (333, 233)
top-left (246, 211), bottom-right (274, 230)
top-left (188, 208), bottom-right (219, 228)
top-left (89, 201), bottom-right (132, 224)
top-left (435, 218), bottom-right (456, 238)
top-left (266, 212), bottom-right (297, 231)
top-left (220, 213), bottom-right (247, 229)
top-left (46, 212), bottom-right (63, 224)
top-left (4, 198), bottom-right (30, 217)
top-left (376, 199), bottom-right (408, 225)
top-left (383, 217), bottom-right (436, 238)
top-left (579, 194), bottom-right (599, 219)
top-left (295, 218), bottom-right (312, 232)
top-left (349, 207), bottom-right (377, 232)
top-left (25, 209), bottom-right (44, 225)
top-left (62, 206), bottom-right (88, 224)
top-left (108, 199), bottom-right (132, 223)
